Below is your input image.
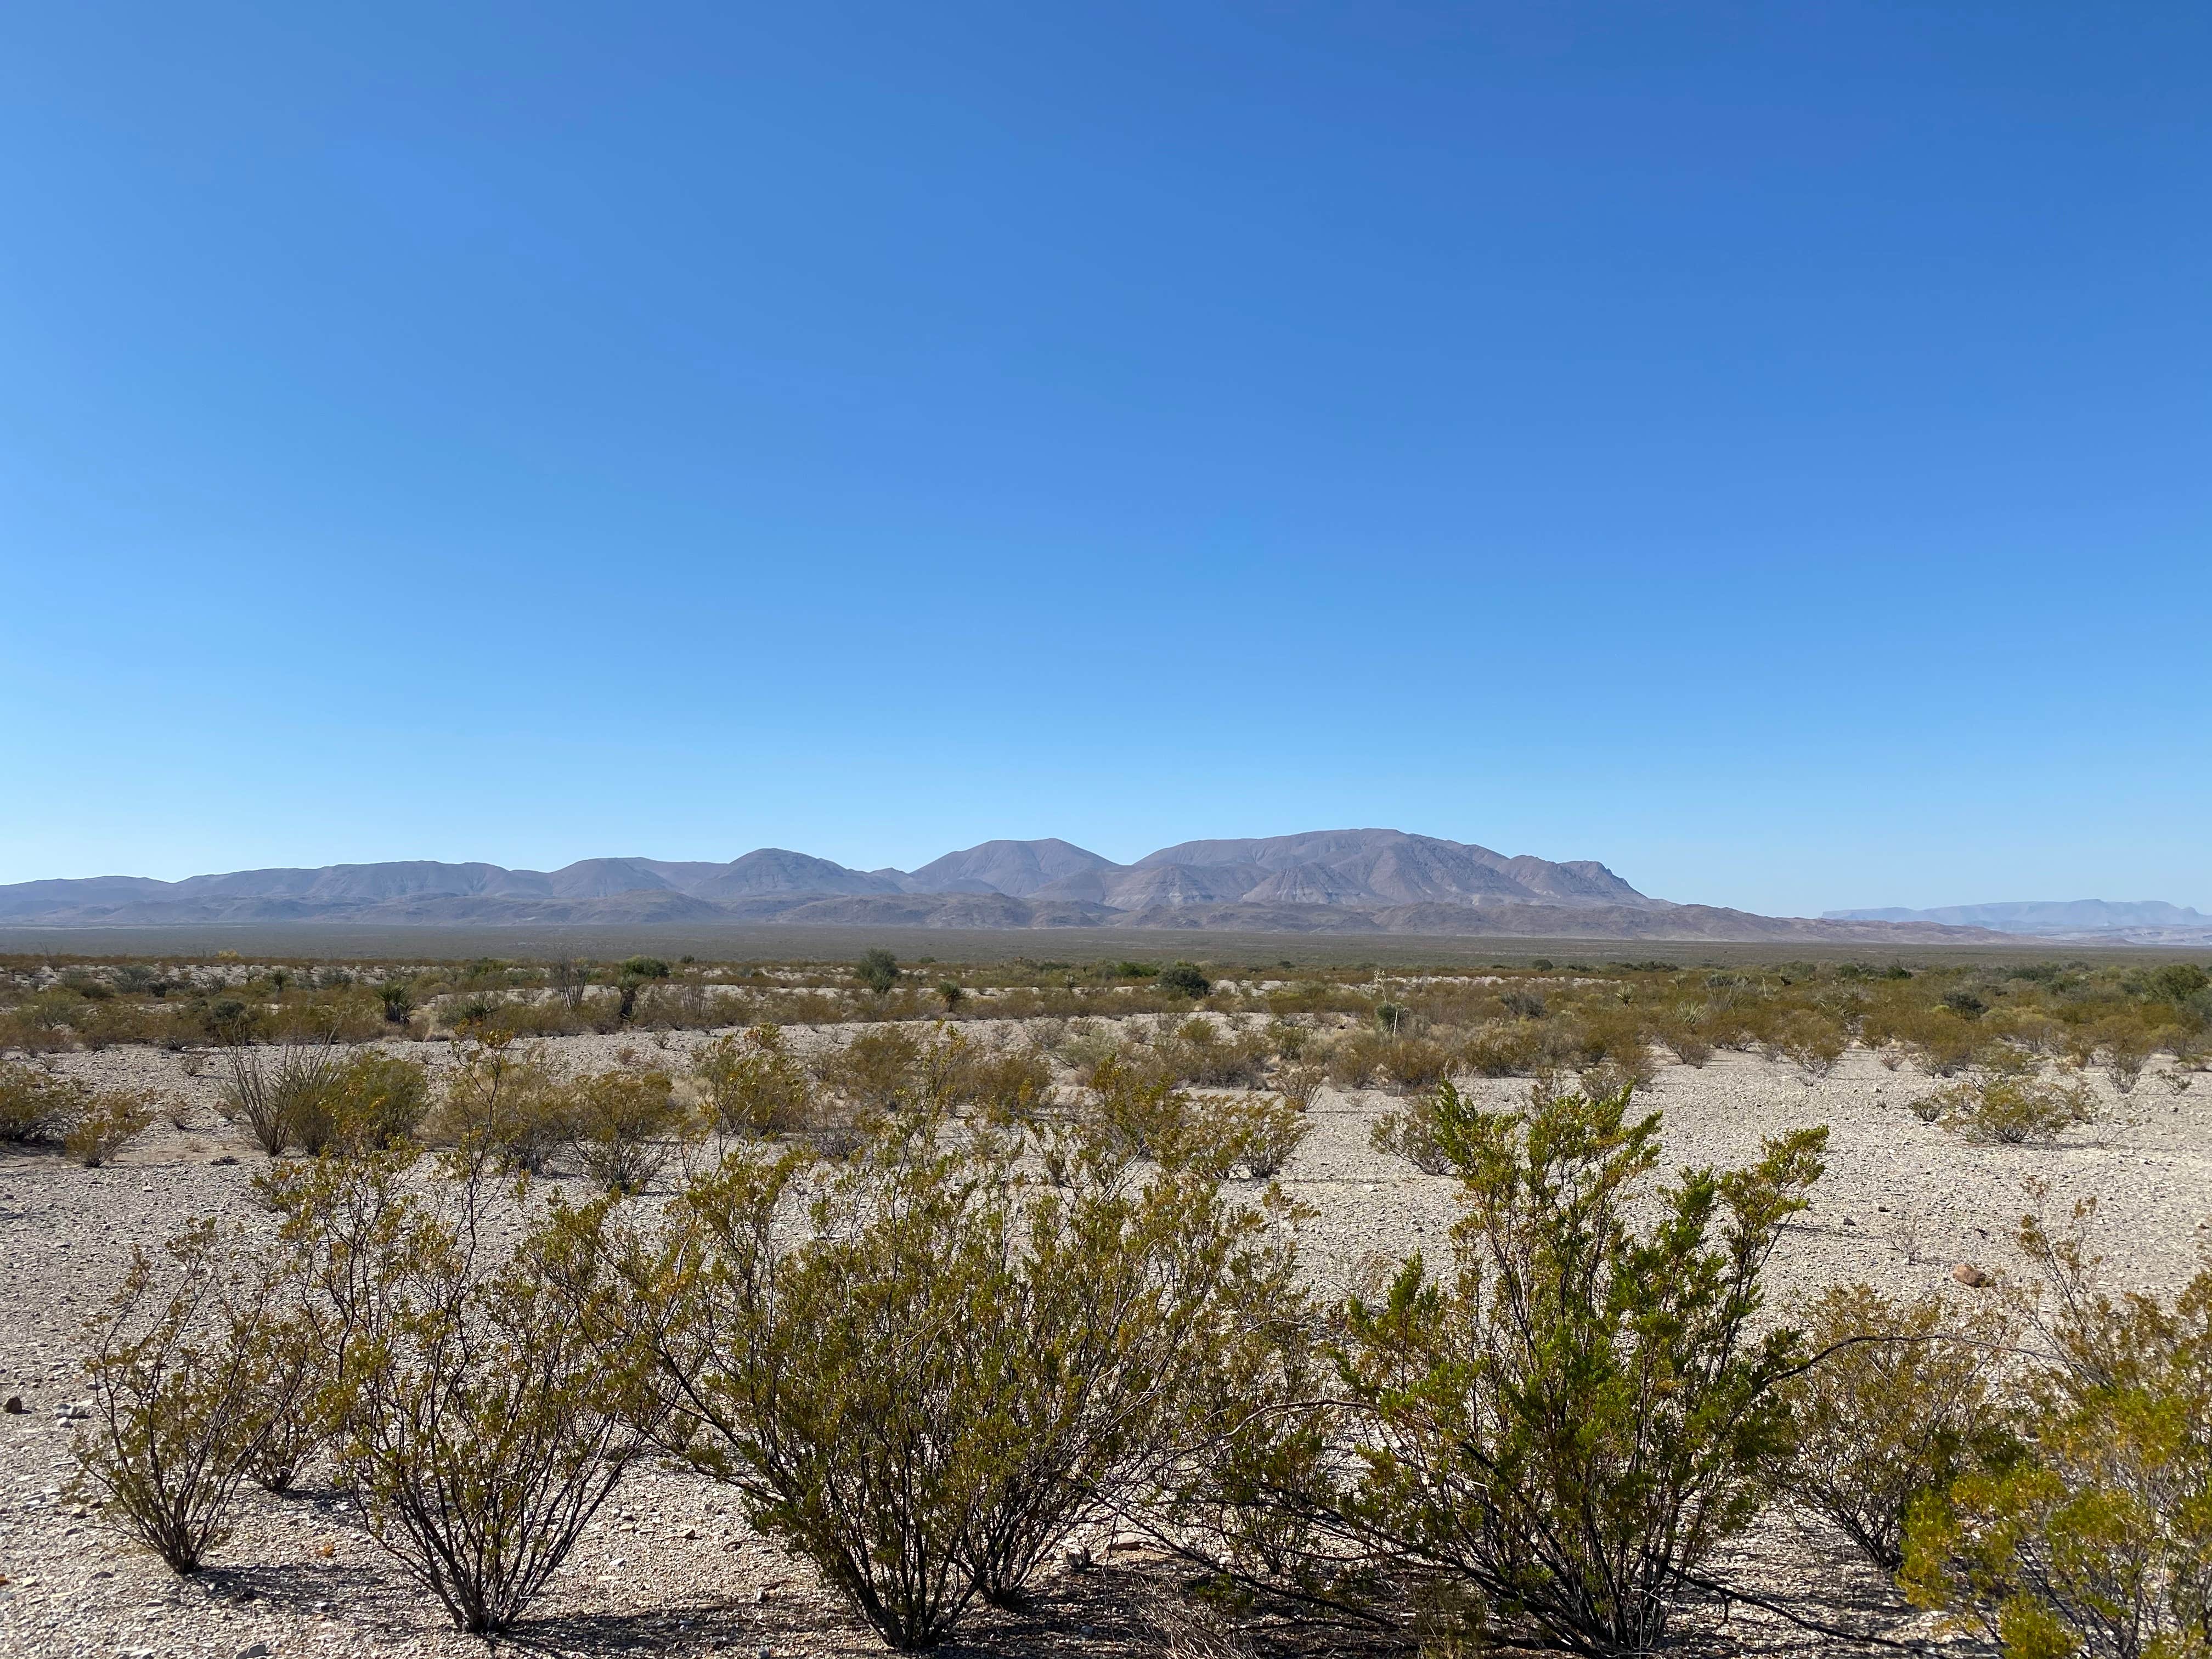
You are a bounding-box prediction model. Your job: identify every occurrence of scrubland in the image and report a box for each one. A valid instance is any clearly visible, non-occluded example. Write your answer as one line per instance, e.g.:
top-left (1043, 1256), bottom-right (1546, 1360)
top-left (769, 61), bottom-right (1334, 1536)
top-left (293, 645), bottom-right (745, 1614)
top-left (2, 949), bottom-right (2209, 1659)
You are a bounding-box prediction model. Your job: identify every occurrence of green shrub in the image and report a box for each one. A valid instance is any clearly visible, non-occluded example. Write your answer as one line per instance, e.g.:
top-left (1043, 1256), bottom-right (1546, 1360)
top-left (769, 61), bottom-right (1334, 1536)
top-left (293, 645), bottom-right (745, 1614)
top-left (1778, 1284), bottom-right (2016, 1572)
top-left (1901, 1196), bottom-right (2212, 1659)
top-left (694, 1024), bottom-right (817, 1137)
top-left (2150, 963), bottom-right (2211, 1004)
top-left (64, 1090), bottom-right (155, 1166)
top-left (427, 1032), bottom-right (573, 1174)
top-left (1158, 962), bottom-right (1212, 1000)
top-left (286, 1051), bottom-right (430, 1156)
top-left (606, 1111), bottom-right (1299, 1648)
top-left (0, 1061), bottom-right (91, 1141)
top-left (1321, 1082), bottom-right (1828, 1655)
top-left (855, 947), bottom-right (901, 995)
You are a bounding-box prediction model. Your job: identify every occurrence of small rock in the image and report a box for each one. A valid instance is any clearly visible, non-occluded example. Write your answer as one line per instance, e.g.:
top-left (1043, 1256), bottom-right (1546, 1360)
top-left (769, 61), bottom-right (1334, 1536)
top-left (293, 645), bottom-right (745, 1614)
top-left (238, 1643), bottom-right (272, 1659)
top-left (1953, 1263), bottom-right (1990, 1288)
top-left (3, 1396), bottom-right (24, 1414)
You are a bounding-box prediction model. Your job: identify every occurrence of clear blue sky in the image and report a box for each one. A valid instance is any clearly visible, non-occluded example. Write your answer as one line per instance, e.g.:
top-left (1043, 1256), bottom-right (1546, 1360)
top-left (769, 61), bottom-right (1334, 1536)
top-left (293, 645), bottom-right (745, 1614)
top-left (3, 3), bottom-right (2207, 916)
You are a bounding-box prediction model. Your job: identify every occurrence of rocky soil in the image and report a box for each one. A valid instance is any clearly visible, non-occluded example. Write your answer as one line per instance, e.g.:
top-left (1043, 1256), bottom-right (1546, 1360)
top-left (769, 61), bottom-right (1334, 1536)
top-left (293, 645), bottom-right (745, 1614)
top-left (4, 1032), bottom-right (2206, 1658)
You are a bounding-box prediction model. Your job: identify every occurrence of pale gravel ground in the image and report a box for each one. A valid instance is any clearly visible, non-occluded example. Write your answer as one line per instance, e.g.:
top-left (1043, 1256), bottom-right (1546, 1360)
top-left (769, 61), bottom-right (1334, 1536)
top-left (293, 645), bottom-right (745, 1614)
top-left (4, 1030), bottom-right (2207, 1658)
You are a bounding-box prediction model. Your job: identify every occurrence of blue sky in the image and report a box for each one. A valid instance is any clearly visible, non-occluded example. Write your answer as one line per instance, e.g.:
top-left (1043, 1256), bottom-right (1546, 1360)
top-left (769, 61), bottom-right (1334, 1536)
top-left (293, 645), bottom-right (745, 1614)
top-left (2, 3), bottom-right (2207, 915)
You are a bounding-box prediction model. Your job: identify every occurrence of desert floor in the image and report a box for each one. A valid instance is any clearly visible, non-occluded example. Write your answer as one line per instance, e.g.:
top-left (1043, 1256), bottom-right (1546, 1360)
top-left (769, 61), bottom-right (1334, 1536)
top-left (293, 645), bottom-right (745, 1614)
top-left (4, 1031), bottom-right (2206, 1659)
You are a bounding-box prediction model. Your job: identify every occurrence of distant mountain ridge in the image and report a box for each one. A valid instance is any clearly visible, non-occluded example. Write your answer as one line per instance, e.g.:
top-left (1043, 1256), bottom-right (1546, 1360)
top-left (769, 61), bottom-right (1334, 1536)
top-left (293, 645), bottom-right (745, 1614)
top-left (1825, 900), bottom-right (2212, 946)
top-left (0, 829), bottom-right (2016, 943)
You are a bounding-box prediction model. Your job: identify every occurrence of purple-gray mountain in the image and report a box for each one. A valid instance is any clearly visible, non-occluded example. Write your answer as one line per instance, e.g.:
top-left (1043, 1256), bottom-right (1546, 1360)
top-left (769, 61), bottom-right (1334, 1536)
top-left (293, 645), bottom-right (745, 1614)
top-left (0, 829), bottom-right (2013, 943)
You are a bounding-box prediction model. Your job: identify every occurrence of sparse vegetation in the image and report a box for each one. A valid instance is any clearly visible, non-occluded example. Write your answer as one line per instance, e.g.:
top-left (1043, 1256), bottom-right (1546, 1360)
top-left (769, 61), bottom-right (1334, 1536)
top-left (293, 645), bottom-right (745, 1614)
top-left (70, 1220), bottom-right (304, 1573)
top-left (17, 943), bottom-right (2212, 1655)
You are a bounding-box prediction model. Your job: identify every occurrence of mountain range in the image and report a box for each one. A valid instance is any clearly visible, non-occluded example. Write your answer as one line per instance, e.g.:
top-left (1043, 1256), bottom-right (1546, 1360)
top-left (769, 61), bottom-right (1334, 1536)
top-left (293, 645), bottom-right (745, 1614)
top-left (0, 828), bottom-right (2024, 943)
top-left (1825, 900), bottom-right (2212, 947)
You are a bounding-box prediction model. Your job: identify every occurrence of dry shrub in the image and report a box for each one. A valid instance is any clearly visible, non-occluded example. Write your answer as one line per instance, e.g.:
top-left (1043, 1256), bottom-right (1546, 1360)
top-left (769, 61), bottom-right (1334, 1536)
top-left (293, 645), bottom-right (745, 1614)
top-left (1768, 1010), bottom-right (1848, 1079)
top-left (693, 1024), bottom-right (815, 1136)
top-left (1914, 1069), bottom-right (2101, 1144)
top-left (1155, 1019), bottom-right (1273, 1089)
top-left (1056, 1019), bottom-right (1126, 1080)
top-left (427, 1031), bottom-right (572, 1173)
top-left (217, 1043), bottom-right (345, 1158)
top-left (1319, 1028), bottom-right (1393, 1090)
top-left (1458, 1020), bottom-right (1547, 1077)
top-left (1656, 1004), bottom-right (1716, 1067)
top-left (566, 1066), bottom-right (686, 1193)
top-left (64, 1090), bottom-right (155, 1166)
top-left (966, 1041), bottom-right (1054, 1123)
top-left (0, 1061), bottom-right (91, 1142)
top-left (1779, 1284), bottom-right (2015, 1572)
top-left (1210, 1092), bottom-right (1310, 1179)
top-left (3, 991), bottom-right (85, 1056)
top-left (1900, 1011), bottom-right (1987, 1077)
top-left (1566, 1008), bottom-right (1657, 1082)
top-left (1371, 1092), bottom-right (1454, 1175)
top-left (2093, 1016), bottom-right (2157, 1094)
top-left (70, 1220), bottom-right (308, 1573)
top-left (1376, 1036), bottom-right (1453, 1092)
top-left (1273, 1060), bottom-right (1324, 1110)
top-left (815, 1023), bottom-right (923, 1114)
top-left (0, 1063), bottom-right (156, 1163)
top-left (279, 1154), bottom-right (658, 1635)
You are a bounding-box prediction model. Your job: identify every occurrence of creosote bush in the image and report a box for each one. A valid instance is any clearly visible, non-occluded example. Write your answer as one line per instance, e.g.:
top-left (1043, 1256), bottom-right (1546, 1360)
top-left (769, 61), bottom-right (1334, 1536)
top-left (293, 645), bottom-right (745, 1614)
top-left (70, 1220), bottom-right (306, 1573)
top-left (578, 1104), bottom-right (1300, 1650)
top-left (1901, 1192), bottom-right (2212, 1659)
top-left (693, 1023), bottom-right (816, 1137)
top-left (428, 1031), bottom-right (572, 1173)
top-left (1914, 1066), bottom-right (2101, 1144)
top-left (1206, 1080), bottom-right (1829, 1658)
top-left (566, 1064), bottom-right (686, 1193)
top-left (64, 1088), bottom-right (156, 1166)
top-left (272, 1152), bottom-right (660, 1635)
top-left (1776, 1283), bottom-right (2016, 1572)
